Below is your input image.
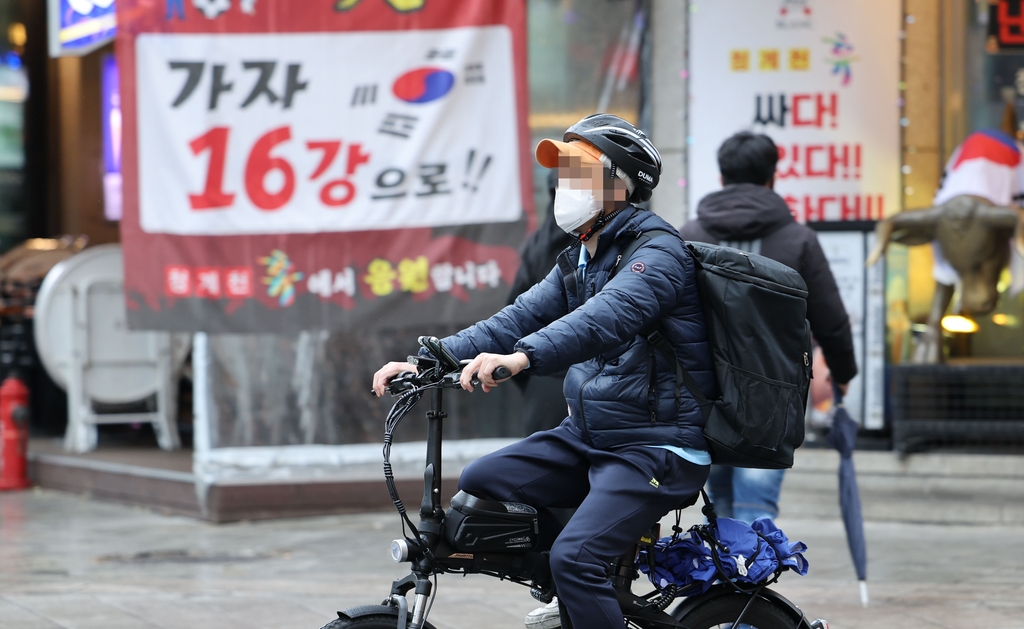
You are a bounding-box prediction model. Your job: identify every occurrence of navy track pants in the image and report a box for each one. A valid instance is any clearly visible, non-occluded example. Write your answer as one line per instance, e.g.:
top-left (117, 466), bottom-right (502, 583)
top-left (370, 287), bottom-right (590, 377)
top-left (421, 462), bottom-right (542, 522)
top-left (458, 419), bottom-right (710, 629)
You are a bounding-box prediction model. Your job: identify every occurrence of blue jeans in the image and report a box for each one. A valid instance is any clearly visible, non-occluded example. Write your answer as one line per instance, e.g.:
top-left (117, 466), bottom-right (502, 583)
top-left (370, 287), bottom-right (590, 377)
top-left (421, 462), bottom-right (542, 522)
top-left (706, 465), bottom-right (785, 523)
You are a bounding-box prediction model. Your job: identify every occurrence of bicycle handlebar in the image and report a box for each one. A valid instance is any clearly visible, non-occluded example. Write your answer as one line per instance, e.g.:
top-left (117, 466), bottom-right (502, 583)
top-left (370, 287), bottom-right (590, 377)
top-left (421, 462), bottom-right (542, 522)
top-left (383, 365), bottom-right (512, 396)
top-left (377, 337), bottom-right (515, 396)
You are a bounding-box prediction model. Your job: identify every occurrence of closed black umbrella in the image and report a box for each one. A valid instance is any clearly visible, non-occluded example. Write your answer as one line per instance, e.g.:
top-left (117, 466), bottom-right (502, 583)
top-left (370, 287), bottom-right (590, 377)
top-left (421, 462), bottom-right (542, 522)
top-left (826, 382), bottom-right (869, 606)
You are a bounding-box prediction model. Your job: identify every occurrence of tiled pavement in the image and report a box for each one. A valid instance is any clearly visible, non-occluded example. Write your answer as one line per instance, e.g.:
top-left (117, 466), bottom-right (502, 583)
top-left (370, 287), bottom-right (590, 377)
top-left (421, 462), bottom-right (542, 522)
top-left (2, 488), bottom-right (1023, 629)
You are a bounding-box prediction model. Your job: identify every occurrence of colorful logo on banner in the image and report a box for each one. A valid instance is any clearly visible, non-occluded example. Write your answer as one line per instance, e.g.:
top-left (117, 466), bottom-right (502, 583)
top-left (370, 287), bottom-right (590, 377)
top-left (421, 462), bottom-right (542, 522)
top-left (777, 0), bottom-right (812, 29)
top-left (259, 250), bottom-right (304, 307)
top-left (779, 0), bottom-right (811, 16)
top-left (823, 32), bottom-right (858, 85)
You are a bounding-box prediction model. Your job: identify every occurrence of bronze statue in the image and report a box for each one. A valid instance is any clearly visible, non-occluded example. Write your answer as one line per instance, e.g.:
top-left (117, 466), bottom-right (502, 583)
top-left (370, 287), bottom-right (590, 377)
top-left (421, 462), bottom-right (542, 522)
top-left (866, 195), bottom-right (1024, 363)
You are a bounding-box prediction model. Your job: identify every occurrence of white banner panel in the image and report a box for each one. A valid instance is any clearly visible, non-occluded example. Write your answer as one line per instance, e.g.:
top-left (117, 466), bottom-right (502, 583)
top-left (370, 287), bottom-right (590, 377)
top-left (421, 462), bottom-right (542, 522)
top-left (688, 0), bottom-right (901, 222)
top-left (136, 27), bottom-right (521, 235)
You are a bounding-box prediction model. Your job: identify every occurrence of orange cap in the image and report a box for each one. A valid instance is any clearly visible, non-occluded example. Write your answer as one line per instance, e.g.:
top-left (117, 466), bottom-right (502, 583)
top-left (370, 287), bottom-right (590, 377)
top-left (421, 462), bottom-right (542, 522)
top-left (536, 138), bottom-right (604, 168)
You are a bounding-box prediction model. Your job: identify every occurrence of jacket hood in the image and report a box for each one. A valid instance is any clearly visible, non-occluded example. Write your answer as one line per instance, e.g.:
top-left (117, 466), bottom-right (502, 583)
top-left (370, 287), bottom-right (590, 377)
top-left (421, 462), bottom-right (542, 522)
top-left (695, 184), bottom-right (794, 241)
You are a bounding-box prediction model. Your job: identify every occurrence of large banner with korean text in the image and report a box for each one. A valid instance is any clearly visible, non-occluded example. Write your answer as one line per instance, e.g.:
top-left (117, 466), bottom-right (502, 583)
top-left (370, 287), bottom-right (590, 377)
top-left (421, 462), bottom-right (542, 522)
top-left (688, 0), bottom-right (901, 223)
top-left (117, 0), bottom-right (532, 332)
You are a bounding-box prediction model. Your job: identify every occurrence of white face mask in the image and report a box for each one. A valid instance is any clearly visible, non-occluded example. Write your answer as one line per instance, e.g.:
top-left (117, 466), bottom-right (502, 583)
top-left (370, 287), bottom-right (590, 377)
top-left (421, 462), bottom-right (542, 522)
top-left (553, 184), bottom-right (602, 235)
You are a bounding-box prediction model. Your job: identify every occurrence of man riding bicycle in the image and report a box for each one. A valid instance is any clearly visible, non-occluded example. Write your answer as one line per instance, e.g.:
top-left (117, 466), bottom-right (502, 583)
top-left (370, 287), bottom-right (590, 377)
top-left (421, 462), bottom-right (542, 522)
top-left (373, 114), bottom-right (716, 629)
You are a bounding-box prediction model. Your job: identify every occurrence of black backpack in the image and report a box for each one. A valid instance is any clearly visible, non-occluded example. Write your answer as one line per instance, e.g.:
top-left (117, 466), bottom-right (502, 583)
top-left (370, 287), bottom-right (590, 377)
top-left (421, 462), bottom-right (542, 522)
top-left (612, 230), bottom-right (812, 469)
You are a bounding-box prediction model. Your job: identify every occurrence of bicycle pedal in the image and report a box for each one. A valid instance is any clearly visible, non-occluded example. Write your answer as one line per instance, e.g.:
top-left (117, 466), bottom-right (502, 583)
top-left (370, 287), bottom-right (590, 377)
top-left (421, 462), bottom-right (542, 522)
top-left (530, 585), bottom-right (554, 604)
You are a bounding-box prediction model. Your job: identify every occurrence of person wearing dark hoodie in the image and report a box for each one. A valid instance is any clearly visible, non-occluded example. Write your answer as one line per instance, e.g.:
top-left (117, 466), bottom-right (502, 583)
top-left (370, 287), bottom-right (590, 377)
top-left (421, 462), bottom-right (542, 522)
top-left (679, 131), bottom-right (857, 523)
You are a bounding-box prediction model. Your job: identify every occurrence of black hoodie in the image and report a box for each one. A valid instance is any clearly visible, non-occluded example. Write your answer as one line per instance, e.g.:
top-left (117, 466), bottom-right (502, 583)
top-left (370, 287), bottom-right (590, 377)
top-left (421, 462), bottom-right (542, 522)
top-left (679, 184), bottom-right (858, 384)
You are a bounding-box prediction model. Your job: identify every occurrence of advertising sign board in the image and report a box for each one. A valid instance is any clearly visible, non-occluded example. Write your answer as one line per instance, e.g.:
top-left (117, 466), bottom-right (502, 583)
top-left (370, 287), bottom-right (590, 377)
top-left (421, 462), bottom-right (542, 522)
top-left (689, 0), bottom-right (902, 223)
top-left (116, 0), bottom-right (533, 332)
top-left (49, 0), bottom-right (117, 57)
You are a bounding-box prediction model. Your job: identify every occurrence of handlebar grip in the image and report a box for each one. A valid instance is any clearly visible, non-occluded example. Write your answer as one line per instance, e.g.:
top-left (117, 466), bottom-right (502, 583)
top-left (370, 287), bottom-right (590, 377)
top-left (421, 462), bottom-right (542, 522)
top-left (469, 365), bottom-right (513, 388)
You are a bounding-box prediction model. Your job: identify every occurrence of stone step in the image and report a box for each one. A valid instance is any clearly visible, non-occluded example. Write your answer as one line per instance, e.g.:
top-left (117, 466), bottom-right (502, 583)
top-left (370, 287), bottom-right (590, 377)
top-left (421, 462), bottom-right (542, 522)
top-left (781, 449), bottom-right (1024, 525)
top-left (29, 437), bottom-right (1024, 525)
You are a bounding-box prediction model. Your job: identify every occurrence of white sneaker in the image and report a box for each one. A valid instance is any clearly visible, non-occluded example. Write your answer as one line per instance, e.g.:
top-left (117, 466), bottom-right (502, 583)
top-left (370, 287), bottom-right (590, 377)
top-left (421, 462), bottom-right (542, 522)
top-left (525, 598), bottom-right (561, 629)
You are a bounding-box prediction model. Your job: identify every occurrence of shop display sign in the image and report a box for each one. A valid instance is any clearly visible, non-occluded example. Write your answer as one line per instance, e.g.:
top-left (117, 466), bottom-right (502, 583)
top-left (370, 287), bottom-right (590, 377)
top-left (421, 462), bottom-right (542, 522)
top-left (116, 0), bottom-right (532, 333)
top-left (688, 0), bottom-right (902, 223)
top-left (987, 0), bottom-right (1024, 52)
top-left (48, 0), bottom-right (117, 57)
top-left (809, 225), bottom-right (886, 430)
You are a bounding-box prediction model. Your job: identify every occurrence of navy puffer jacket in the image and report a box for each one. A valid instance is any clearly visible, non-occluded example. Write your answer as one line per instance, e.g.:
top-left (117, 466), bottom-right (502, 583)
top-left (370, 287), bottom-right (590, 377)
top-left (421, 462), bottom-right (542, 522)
top-left (439, 208), bottom-right (717, 451)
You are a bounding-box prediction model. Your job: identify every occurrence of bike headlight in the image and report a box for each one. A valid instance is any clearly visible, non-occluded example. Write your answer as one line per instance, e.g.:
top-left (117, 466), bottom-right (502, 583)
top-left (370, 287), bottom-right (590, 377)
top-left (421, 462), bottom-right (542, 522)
top-left (390, 538), bottom-right (410, 562)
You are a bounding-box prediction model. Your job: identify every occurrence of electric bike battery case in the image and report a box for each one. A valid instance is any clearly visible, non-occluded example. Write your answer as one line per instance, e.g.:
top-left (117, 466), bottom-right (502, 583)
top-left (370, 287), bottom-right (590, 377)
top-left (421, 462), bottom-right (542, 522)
top-left (444, 491), bottom-right (539, 552)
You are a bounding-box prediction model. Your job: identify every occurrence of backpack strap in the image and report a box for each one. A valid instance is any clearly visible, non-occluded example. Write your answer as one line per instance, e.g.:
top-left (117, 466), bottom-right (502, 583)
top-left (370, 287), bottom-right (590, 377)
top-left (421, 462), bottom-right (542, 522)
top-left (647, 329), bottom-right (712, 420)
top-left (610, 229), bottom-right (713, 419)
top-left (609, 229), bottom-right (676, 279)
top-left (556, 246), bottom-right (581, 304)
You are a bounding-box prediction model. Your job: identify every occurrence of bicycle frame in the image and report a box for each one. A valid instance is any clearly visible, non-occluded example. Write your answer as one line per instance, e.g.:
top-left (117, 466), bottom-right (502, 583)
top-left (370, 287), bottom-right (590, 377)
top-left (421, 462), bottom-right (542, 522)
top-left (375, 362), bottom-right (696, 629)
top-left (382, 372), bottom-right (553, 627)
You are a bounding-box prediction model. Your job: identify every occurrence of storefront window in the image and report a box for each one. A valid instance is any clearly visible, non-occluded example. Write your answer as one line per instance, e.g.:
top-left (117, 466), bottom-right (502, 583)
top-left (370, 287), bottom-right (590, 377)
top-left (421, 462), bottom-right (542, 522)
top-left (0, 3), bottom-right (26, 252)
top-left (940, 2), bottom-right (1024, 360)
top-left (968, 2), bottom-right (1024, 132)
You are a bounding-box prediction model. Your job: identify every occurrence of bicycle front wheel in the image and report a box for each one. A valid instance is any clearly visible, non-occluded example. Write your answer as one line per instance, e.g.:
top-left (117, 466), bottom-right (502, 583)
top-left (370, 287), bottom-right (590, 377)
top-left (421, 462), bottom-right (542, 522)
top-left (673, 593), bottom-right (797, 629)
top-left (320, 614), bottom-right (438, 629)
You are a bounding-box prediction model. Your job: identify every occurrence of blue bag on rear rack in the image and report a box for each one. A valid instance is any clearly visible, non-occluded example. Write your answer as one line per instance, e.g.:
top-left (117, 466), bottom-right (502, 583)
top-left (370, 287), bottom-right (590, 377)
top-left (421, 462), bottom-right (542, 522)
top-left (638, 517), bottom-right (808, 595)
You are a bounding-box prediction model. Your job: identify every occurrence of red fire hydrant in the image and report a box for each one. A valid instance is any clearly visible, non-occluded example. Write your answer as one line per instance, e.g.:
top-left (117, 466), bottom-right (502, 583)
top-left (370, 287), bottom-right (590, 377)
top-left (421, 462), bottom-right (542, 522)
top-left (0, 374), bottom-right (31, 490)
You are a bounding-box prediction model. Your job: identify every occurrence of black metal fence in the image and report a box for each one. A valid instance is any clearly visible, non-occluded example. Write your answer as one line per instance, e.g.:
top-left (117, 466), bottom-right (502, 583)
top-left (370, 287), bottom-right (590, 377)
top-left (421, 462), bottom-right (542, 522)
top-left (890, 363), bottom-right (1024, 453)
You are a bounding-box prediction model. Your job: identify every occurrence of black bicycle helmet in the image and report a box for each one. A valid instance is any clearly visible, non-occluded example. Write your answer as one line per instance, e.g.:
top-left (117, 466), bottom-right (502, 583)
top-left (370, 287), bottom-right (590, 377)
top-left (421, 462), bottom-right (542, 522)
top-left (563, 113), bottom-right (662, 203)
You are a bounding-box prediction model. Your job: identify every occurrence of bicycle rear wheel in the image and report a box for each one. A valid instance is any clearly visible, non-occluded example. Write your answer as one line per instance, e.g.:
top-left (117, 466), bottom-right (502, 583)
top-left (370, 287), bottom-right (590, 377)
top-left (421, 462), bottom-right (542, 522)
top-left (673, 593), bottom-right (797, 629)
